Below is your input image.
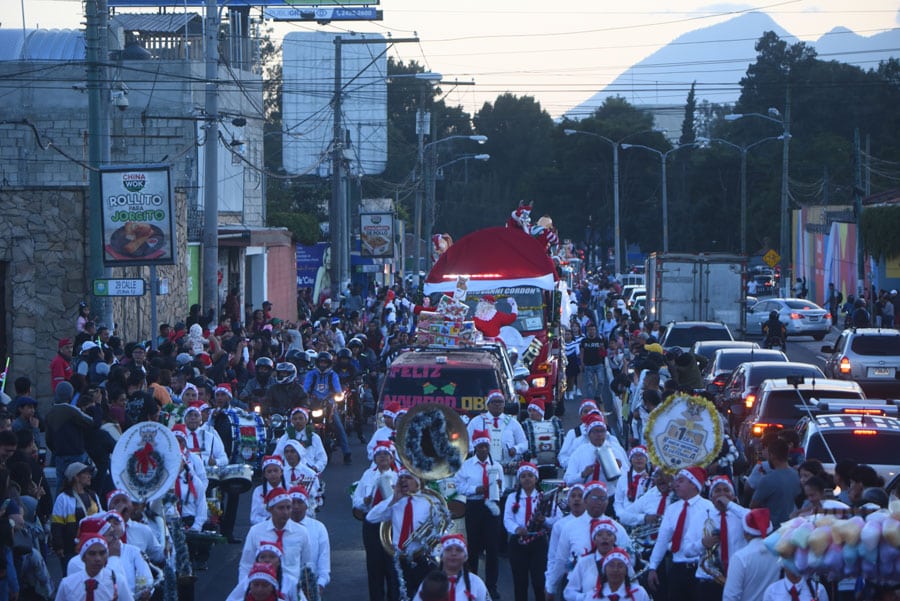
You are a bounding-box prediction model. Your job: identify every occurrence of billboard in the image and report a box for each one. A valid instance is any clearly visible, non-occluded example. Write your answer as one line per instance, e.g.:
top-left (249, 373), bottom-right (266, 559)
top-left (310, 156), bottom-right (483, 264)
top-left (100, 164), bottom-right (176, 267)
top-left (360, 213), bottom-right (394, 258)
top-left (282, 31), bottom-right (387, 176)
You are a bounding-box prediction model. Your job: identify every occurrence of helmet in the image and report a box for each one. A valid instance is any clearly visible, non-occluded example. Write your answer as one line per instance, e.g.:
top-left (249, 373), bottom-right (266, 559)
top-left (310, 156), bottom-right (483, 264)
top-left (316, 351), bottom-right (333, 371)
top-left (275, 362), bottom-right (297, 384)
top-left (305, 349), bottom-right (319, 364)
top-left (769, 311), bottom-right (779, 320)
top-left (255, 356), bottom-right (275, 371)
top-left (337, 348), bottom-right (353, 361)
top-left (354, 333), bottom-right (368, 344)
top-left (285, 348), bottom-right (307, 365)
top-left (347, 338), bottom-right (363, 350)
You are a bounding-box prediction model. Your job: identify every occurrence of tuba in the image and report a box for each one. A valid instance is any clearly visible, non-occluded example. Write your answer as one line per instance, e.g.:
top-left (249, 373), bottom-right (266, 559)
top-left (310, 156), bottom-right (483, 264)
top-left (379, 403), bottom-right (469, 560)
top-left (701, 511), bottom-right (727, 585)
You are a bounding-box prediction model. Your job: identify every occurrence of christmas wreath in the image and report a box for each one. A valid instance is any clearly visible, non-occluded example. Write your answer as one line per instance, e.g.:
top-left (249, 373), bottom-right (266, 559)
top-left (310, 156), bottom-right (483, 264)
top-left (404, 408), bottom-right (462, 474)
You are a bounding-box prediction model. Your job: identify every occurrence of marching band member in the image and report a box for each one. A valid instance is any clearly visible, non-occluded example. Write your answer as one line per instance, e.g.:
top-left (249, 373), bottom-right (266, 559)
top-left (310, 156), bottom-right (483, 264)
top-left (289, 485), bottom-right (331, 599)
top-left (240, 487), bottom-right (313, 583)
top-left (647, 466), bottom-right (716, 601)
top-left (210, 383), bottom-right (245, 543)
top-left (183, 403), bottom-right (229, 470)
top-left (617, 469), bottom-right (675, 555)
top-left (454, 429), bottom-right (503, 599)
top-left (504, 462), bottom-right (554, 601)
top-left (565, 545), bottom-right (650, 601)
top-left (761, 567), bottom-right (829, 601)
top-left (563, 414), bottom-right (627, 488)
top-left (241, 563), bottom-right (292, 601)
top-left (282, 440), bottom-right (322, 515)
top-left (250, 455), bottom-right (288, 526)
top-left (54, 533), bottom-right (136, 601)
top-left (723, 509), bottom-right (780, 601)
top-left (547, 481), bottom-right (632, 597)
top-left (67, 515), bottom-right (150, 599)
top-left (106, 490), bottom-right (165, 565)
top-left (614, 445), bottom-right (653, 518)
top-left (522, 399), bottom-right (564, 475)
top-left (367, 401), bottom-right (401, 461)
top-left (275, 407), bottom-right (329, 474)
top-left (171, 424), bottom-right (209, 532)
top-left (413, 534), bottom-right (490, 601)
top-left (353, 441), bottom-right (399, 601)
top-left (226, 543), bottom-right (303, 601)
top-left (467, 390), bottom-right (528, 489)
top-left (366, 467), bottom-right (437, 597)
top-left (558, 400), bottom-right (600, 469)
top-left (705, 475), bottom-right (750, 588)
top-left (544, 484), bottom-right (586, 601)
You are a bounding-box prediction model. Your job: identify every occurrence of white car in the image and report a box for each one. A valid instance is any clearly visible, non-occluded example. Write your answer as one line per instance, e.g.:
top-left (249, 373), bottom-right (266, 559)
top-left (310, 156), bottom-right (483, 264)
top-left (798, 412), bottom-right (900, 484)
top-left (746, 297), bottom-right (831, 341)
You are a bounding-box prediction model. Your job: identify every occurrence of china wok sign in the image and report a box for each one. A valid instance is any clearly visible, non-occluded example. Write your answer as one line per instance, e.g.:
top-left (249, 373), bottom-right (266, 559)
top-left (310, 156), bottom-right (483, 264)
top-left (99, 164), bottom-right (176, 267)
top-left (360, 212), bottom-right (394, 258)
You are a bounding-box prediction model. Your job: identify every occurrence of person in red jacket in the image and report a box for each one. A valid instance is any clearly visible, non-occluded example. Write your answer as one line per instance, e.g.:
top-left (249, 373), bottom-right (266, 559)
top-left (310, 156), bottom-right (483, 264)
top-left (50, 337), bottom-right (73, 392)
top-left (473, 295), bottom-right (518, 339)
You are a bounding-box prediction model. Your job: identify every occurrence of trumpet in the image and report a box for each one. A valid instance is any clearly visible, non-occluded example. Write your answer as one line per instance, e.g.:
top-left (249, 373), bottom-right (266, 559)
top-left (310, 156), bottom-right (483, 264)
top-left (701, 512), bottom-right (726, 585)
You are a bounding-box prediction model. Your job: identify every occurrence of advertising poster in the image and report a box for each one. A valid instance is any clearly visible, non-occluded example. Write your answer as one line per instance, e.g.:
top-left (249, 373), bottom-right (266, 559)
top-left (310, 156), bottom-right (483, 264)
top-left (360, 213), bottom-right (394, 258)
top-left (100, 165), bottom-right (175, 267)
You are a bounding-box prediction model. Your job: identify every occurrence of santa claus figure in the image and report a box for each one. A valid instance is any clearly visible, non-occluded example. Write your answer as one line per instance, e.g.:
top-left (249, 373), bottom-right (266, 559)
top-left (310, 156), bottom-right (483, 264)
top-left (506, 201), bottom-right (532, 233)
top-left (473, 294), bottom-right (518, 338)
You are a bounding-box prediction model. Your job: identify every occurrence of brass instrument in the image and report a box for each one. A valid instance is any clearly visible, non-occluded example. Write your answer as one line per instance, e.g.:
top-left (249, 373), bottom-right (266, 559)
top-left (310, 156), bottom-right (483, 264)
top-left (701, 512), bottom-right (727, 585)
top-left (378, 403), bottom-right (468, 560)
top-left (518, 484), bottom-right (562, 544)
top-left (629, 520), bottom-right (661, 543)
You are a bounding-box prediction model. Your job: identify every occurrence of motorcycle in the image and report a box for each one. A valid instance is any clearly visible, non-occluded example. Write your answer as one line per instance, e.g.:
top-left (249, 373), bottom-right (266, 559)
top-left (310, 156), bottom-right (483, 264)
top-left (308, 393), bottom-right (339, 455)
top-left (763, 334), bottom-right (786, 351)
top-left (338, 379), bottom-right (367, 443)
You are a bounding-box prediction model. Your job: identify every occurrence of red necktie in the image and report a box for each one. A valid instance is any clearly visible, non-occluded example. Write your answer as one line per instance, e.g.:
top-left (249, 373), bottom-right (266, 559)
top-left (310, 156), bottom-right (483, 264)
top-left (789, 586), bottom-right (801, 601)
top-left (481, 462), bottom-right (490, 499)
top-left (493, 416), bottom-right (499, 428)
top-left (191, 431), bottom-right (200, 451)
top-left (85, 578), bottom-right (98, 601)
top-left (720, 510), bottom-right (729, 574)
top-left (275, 528), bottom-right (285, 546)
top-left (291, 467), bottom-right (298, 482)
top-left (628, 474), bottom-right (642, 501)
top-left (372, 485), bottom-right (383, 506)
top-left (592, 462), bottom-right (601, 481)
top-left (525, 495), bottom-right (533, 526)
top-left (399, 497), bottom-right (414, 547)
top-left (652, 493), bottom-right (668, 541)
top-left (671, 500), bottom-right (689, 553)
top-left (448, 575), bottom-right (457, 599)
top-left (608, 595), bottom-right (620, 601)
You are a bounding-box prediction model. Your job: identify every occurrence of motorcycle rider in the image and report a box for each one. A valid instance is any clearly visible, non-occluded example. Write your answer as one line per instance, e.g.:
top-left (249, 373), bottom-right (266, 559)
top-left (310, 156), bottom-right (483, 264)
top-left (303, 352), bottom-right (353, 465)
top-left (762, 311), bottom-right (786, 348)
top-left (265, 362), bottom-right (309, 419)
top-left (284, 348), bottom-right (312, 381)
top-left (241, 356), bottom-right (275, 402)
top-left (334, 348), bottom-right (365, 443)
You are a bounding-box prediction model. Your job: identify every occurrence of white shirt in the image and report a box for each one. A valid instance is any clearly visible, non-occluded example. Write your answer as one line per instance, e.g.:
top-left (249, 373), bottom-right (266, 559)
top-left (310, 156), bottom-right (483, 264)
top-left (284, 460), bottom-right (322, 514)
top-left (352, 466), bottom-right (398, 512)
top-left (455, 455), bottom-right (502, 499)
top-left (298, 515), bottom-right (331, 588)
top-left (563, 439), bottom-right (628, 487)
top-left (564, 553), bottom-right (652, 601)
top-left (240, 518), bottom-right (312, 583)
top-left (54, 567), bottom-right (135, 601)
top-left (366, 425), bottom-right (395, 460)
top-left (613, 468), bottom-right (652, 517)
top-left (649, 494), bottom-right (716, 573)
top-left (175, 451), bottom-right (208, 528)
top-left (617, 486), bottom-right (673, 529)
top-left (366, 493), bottom-right (434, 556)
top-left (546, 512), bottom-right (632, 592)
top-left (718, 501), bottom-right (751, 567)
top-left (763, 577), bottom-right (829, 601)
top-left (276, 429), bottom-right (328, 473)
top-left (466, 412), bottom-right (528, 460)
top-left (723, 538), bottom-right (783, 601)
top-left (544, 511), bottom-right (582, 595)
top-left (185, 424), bottom-right (229, 468)
top-left (502, 488), bottom-right (550, 536)
top-left (412, 570), bottom-right (490, 601)
top-left (250, 482), bottom-right (285, 526)
top-left (67, 543), bottom-right (153, 597)
top-left (124, 519), bottom-right (164, 564)
top-left (558, 426), bottom-right (586, 469)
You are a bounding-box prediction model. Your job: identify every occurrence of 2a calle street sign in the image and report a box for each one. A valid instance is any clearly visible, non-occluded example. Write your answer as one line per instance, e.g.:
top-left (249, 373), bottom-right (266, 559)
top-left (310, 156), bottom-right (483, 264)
top-left (93, 279), bottom-right (146, 297)
top-left (763, 249), bottom-right (781, 268)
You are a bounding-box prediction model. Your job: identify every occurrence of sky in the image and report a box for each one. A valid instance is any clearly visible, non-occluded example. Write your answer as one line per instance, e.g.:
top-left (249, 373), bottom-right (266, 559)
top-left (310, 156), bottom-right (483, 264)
top-left (2, 0), bottom-right (898, 117)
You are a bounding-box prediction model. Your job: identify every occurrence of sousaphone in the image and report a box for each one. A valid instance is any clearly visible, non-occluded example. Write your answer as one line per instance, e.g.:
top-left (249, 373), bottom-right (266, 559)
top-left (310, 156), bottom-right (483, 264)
top-left (380, 403), bottom-right (469, 557)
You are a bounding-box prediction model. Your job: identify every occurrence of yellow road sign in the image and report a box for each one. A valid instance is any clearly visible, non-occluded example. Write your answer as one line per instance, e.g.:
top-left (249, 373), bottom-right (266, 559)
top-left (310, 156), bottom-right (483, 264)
top-left (763, 249), bottom-right (780, 268)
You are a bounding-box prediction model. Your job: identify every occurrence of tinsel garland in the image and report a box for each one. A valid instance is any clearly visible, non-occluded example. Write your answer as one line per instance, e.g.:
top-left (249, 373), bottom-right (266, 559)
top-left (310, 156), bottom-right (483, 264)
top-left (403, 409), bottom-right (462, 473)
top-left (394, 552), bottom-right (409, 601)
top-left (643, 392), bottom-right (723, 473)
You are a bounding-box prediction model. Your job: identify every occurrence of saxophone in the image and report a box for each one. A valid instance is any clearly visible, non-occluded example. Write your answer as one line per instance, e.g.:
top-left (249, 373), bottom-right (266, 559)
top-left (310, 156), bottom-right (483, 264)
top-left (701, 511), bottom-right (726, 585)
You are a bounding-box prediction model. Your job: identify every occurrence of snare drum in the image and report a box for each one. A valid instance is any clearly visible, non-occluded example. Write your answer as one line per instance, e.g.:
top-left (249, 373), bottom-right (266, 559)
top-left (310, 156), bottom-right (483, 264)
top-left (225, 409), bottom-right (267, 468)
top-left (206, 466), bottom-right (221, 491)
top-left (525, 417), bottom-right (563, 467)
top-left (218, 464), bottom-right (254, 494)
top-left (430, 478), bottom-right (466, 519)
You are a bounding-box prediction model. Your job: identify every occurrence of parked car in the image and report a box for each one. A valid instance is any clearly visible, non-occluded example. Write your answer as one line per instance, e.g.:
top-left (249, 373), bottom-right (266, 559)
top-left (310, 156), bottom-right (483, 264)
top-left (717, 361), bottom-right (826, 427)
top-left (632, 295), bottom-right (647, 321)
top-left (753, 275), bottom-right (776, 296)
top-left (703, 348), bottom-right (789, 392)
top-left (622, 285), bottom-right (645, 307)
top-left (821, 328), bottom-right (900, 396)
top-left (797, 412), bottom-right (900, 484)
top-left (691, 340), bottom-right (760, 363)
top-left (735, 378), bottom-right (866, 464)
top-left (746, 298), bottom-right (831, 341)
top-left (660, 321), bottom-right (734, 353)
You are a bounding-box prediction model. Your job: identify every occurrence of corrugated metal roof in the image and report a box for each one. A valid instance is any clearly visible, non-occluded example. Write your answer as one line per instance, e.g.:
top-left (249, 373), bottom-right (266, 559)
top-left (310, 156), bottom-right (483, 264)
top-left (111, 13), bottom-right (202, 35)
top-left (0, 29), bottom-right (85, 61)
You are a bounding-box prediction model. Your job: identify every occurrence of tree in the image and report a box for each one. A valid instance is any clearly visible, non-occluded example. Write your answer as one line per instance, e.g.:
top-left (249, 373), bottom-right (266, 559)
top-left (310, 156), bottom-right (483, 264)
top-left (680, 82), bottom-right (697, 145)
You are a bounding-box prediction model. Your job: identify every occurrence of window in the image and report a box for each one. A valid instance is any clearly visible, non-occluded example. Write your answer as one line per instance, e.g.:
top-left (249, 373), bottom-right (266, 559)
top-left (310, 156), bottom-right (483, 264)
top-left (807, 431), bottom-right (900, 466)
top-left (850, 335), bottom-right (900, 356)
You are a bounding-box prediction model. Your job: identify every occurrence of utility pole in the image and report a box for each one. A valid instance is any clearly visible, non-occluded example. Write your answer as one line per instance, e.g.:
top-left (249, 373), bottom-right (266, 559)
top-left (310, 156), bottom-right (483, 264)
top-left (331, 36), bottom-right (344, 304)
top-left (201, 0), bottom-right (220, 323)
top-left (778, 86), bottom-right (791, 296)
top-left (413, 93), bottom-right (426, 284)
top-left (854, 128), bottom-right (864, 297)
top-left (85, 0), bottom-right (113, 329)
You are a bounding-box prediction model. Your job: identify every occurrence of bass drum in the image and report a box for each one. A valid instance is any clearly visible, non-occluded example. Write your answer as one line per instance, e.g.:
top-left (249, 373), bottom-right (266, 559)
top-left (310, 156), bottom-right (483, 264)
top-left (525, 417), bottom-right (563, 468)
top-left (218, 464), bottom-right (254, 495)
top-left (429, 478), bottom-right (466, 519)
top-left (224, 409), bottom-right (267, 469)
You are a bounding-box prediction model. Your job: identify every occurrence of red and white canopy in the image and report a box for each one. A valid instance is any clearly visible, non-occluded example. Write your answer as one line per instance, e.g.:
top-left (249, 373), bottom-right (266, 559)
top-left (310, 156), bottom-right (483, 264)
top-left (424, 226), bottom-right (558, 294)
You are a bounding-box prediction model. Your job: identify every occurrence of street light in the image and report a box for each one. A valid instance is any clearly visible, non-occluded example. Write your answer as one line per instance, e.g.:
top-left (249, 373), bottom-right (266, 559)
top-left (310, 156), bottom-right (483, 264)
top-left (621, 141), bottom-right (704, 253)
top-left (698, 136), bottom-right (782, 255)
top-left (725, 106), bottom-right (792, 294)
top-left (564, 128), bottom-right (663, 275)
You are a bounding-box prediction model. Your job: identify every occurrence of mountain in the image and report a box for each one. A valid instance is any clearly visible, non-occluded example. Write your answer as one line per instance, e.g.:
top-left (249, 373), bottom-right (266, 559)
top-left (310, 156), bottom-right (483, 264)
top-left (567, 12), bottom-right (899, 120)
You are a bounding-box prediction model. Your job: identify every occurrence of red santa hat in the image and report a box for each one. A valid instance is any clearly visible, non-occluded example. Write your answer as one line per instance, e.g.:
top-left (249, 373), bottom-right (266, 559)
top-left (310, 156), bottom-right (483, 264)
top-left (584, 481), bottom-right (607, 497)
top-left (517, 462), bottom-right (539, 478)
top-left (602, 547), bottom-right (631, 570)
top-left (214, 383), bottom-right (232, 398)
top-left (79, 515), bottom-right (112, 539)
top-left (248, 562), bottom-right (279, 588)
top-left (579, 399), bottom-right (599, 413)
top-left (584, 414), bottom-right (607, 433)
top-left (172, 423), bottom-right (188, 441)
top-left (288, 485), bottom-right (309, 505)
top-left (383, 401), bottom-right (401, 420)
top-left (262, 455), bottom-right (284, 471)
top-left (397, 467), bottom-right (419, 483)
top-left (290, 406), bottom-right (309, 420)
top-left (743, 508), bottom-right (773, 537)
top-left (265, 487), bottom-right (291, 509)
top-left (527, 399), bottom-right (545, 417)
top-left (708, 475), bottom-right (735, 495)
top-left (590, 518), bottom-right (618, 539)
top-left (183, 402), bottom-right (203, 417)
top-left (678, 466), bottom-right (707, 492)
top-left (256, 541), bottom-right (284, 558)
top-left (372, 440), bottom-right (396, 456)
top-left (567, 483), bottom-right (585, 500)
top-left (440, 533), bottom-right (468, 558)
top-left (79, 535), bottom-right (109, 558)
top-left (106, 489), bottom-right (132, 506)
top-left (486, 389), bottom-right (505, 403)
top-left (472, 429), bottom-right (491, 447)
top-left (628, 445), bottom-right (649, 460)
top-left (482, 294), bottom-right (496, 304)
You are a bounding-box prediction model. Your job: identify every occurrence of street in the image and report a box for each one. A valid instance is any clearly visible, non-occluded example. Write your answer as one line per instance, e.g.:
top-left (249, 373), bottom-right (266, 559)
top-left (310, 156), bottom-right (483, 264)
top-left (196, 330), bottom-right (837, 599)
